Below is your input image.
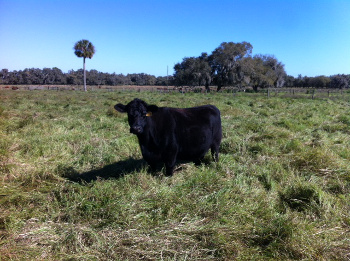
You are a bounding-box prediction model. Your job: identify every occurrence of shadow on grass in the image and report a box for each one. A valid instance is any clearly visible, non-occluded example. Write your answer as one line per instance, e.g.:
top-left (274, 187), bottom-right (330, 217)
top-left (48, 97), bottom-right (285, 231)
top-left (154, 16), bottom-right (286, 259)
top-left (61, 158), bottom-right (146, 183)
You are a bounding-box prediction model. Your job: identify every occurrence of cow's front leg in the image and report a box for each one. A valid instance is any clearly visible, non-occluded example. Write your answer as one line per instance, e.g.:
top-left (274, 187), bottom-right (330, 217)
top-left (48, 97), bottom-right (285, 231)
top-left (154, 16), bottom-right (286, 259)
top-left (147, 161), bottom-right (157, 173)
top-left (165, 164), bottom-right (175, 176)
top-left (164, 151), bottom-right (177, 176)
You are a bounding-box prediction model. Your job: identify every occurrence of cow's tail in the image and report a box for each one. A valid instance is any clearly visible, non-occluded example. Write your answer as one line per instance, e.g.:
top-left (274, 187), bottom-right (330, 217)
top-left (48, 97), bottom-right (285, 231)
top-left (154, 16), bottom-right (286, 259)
top-left (211, 106), bottom-right (222, 162)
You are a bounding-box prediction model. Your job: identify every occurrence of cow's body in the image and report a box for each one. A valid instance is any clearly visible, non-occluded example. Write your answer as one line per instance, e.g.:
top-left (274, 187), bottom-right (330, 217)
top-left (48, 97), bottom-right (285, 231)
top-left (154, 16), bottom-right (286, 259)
top-left (114, 98), bottom-right (222, 176)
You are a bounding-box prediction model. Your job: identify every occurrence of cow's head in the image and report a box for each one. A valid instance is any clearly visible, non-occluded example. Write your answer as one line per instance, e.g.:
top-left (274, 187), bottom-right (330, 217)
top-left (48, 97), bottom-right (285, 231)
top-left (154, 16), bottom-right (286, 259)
top-left (114, 98), bottom-right (158, 135)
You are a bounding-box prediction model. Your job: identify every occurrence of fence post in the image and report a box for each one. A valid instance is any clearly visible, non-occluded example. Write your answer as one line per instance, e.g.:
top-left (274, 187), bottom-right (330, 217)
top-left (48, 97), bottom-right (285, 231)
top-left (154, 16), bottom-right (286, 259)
top-left (267, 88), bottom-right (270, 98)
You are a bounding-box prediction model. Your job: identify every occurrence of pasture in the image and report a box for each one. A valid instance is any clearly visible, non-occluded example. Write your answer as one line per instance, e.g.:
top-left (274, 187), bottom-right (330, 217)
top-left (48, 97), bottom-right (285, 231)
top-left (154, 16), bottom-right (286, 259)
top-left (0, 89), bottom-right (349, 260)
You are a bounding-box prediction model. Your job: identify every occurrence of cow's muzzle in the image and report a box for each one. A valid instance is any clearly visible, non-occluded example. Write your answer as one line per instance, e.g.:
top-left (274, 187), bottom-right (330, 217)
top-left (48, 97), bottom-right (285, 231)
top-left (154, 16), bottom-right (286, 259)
top-left (130, 126), bottom-right (143, 134)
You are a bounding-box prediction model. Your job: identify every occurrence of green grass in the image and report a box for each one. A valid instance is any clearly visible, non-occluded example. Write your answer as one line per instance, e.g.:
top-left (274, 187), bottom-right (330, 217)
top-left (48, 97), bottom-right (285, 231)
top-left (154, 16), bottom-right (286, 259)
top-left (1, 90), bottom-right (350, 260)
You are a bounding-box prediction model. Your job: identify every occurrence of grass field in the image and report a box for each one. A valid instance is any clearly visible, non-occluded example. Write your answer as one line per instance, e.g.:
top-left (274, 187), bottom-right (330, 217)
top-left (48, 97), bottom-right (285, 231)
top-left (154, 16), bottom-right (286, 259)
top-left (0, 89), bottom-right (349, 260)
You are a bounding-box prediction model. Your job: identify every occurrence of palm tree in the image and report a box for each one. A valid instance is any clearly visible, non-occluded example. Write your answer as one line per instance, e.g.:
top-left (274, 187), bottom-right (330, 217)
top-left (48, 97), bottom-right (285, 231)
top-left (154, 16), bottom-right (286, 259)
top-left (73, 39), bottom-right (95, 91)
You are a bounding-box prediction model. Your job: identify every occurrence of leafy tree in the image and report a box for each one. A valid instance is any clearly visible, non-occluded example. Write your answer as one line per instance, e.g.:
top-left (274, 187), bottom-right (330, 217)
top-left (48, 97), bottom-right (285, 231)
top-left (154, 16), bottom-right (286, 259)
top-left (87, 69), bottom-right (101, 85)
top-left (330, 74), bottom-right (349, 89)
top-left (41, 67), bottom-right (65, 84)
top-left (244, 56), bottom-right (270, 91)
top-left (0, 69), bottom-right (9, 84)
top-left (73, 39), bottom-right (95, 91)
top-left (308, 76), bottom-right (330, 88)
top-left (209, 41), bottom-right (253, 91)
top-left (197, 53), bottom-right (212, 92)
top-left (8, 70), bottom-right (22, 84)
top-left (284, 75), bottom-right (296, 87)
top-left (245, 55), bottom-right (286, 91)
top-left (67, 69), bottom-right (83, 85)
top-left (155, 76), bottom-right (174, 86)
top-left (174, 57), bottom-right (199, 87)
top-left (127, 73), bottom-right (156, 85)
top-left (22, 68), bottom-right (43, 84)
top-left (173, 53), bottom-right (212, 92)
top-left (42, 68), bottom-right (55, 84)
top-left (294, 74), bottom-right (305, 87)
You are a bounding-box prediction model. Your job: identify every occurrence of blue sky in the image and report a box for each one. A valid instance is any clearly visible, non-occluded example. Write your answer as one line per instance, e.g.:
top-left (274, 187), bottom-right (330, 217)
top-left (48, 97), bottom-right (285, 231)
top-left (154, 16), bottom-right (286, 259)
top-left (0, 0), bottom-right (349, 77)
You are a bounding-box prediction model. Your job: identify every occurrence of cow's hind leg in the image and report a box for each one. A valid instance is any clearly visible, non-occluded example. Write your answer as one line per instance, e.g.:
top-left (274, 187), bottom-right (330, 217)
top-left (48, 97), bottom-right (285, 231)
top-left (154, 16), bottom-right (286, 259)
top-left (164, 155), bottom-right (177, 176)
top-left (147, 161), bottom-right (157, 173)
top-left (211, 144), bottom-right (219, 162)
top-left (165, 165), bottom-right (175, 176)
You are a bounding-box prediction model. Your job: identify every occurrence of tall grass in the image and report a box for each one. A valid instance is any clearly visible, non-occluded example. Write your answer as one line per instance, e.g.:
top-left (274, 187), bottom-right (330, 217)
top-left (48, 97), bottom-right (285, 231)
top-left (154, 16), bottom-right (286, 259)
top-left (1, 90), bottom-right (349, 260)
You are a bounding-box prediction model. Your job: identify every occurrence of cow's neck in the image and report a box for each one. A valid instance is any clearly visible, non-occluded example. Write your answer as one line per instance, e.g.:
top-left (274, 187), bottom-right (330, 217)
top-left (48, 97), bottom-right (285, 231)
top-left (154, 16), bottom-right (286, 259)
top-left (137, 122), bottom-right (157, 147)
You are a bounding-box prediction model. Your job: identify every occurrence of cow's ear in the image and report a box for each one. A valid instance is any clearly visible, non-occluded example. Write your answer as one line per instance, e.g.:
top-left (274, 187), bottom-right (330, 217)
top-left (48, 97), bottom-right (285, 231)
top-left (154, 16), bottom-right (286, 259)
top-left (114, 103), bottom-right (127, 113)
top-left (145, 105), bottom-right (158, 117)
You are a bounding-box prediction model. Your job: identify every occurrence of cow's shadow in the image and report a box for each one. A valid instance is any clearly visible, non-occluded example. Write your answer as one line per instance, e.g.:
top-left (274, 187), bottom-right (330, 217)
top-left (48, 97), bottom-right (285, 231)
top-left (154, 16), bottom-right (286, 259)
top-left (65, 158), bottom-right (146, 183)
top-left (64, 157), bottom-right (215, 183)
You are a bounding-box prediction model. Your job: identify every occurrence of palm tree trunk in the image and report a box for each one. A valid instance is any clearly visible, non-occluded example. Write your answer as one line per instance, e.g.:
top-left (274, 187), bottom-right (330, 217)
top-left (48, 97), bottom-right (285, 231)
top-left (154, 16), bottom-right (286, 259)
top-left (83, 57), bottom-right (87, 91)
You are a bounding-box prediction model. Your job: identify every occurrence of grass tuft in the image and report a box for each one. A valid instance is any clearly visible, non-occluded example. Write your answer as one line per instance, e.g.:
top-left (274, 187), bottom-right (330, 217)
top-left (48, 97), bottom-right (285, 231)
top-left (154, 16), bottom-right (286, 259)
top-left (279, 181), bottom-right (321, 212)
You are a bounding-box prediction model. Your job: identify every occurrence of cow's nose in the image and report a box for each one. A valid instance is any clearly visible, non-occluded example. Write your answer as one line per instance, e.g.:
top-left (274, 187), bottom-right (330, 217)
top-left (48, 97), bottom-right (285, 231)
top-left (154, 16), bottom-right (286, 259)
top-left (130, 126), bottom-right (142, 134)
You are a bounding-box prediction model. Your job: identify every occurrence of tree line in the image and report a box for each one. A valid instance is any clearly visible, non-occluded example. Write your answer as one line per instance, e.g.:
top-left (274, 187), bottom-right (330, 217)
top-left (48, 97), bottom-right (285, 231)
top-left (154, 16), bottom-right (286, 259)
top-left (1, 41), bottom-right (349, 90)
top-left (285, 74), bottom-right (349, 89)
top-left (0, 68), bottom-right (172, 86)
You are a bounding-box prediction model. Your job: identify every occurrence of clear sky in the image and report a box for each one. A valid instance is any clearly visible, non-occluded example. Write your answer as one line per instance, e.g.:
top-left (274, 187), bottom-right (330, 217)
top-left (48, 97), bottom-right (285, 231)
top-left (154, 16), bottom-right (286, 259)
top-left (0, 0), bottom-right (349, 77)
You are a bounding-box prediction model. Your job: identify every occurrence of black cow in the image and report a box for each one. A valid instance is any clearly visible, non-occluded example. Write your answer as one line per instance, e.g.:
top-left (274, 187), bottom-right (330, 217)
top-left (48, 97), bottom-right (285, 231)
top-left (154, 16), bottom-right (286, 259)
top-left (114, 98), bottom-right (222, 176)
